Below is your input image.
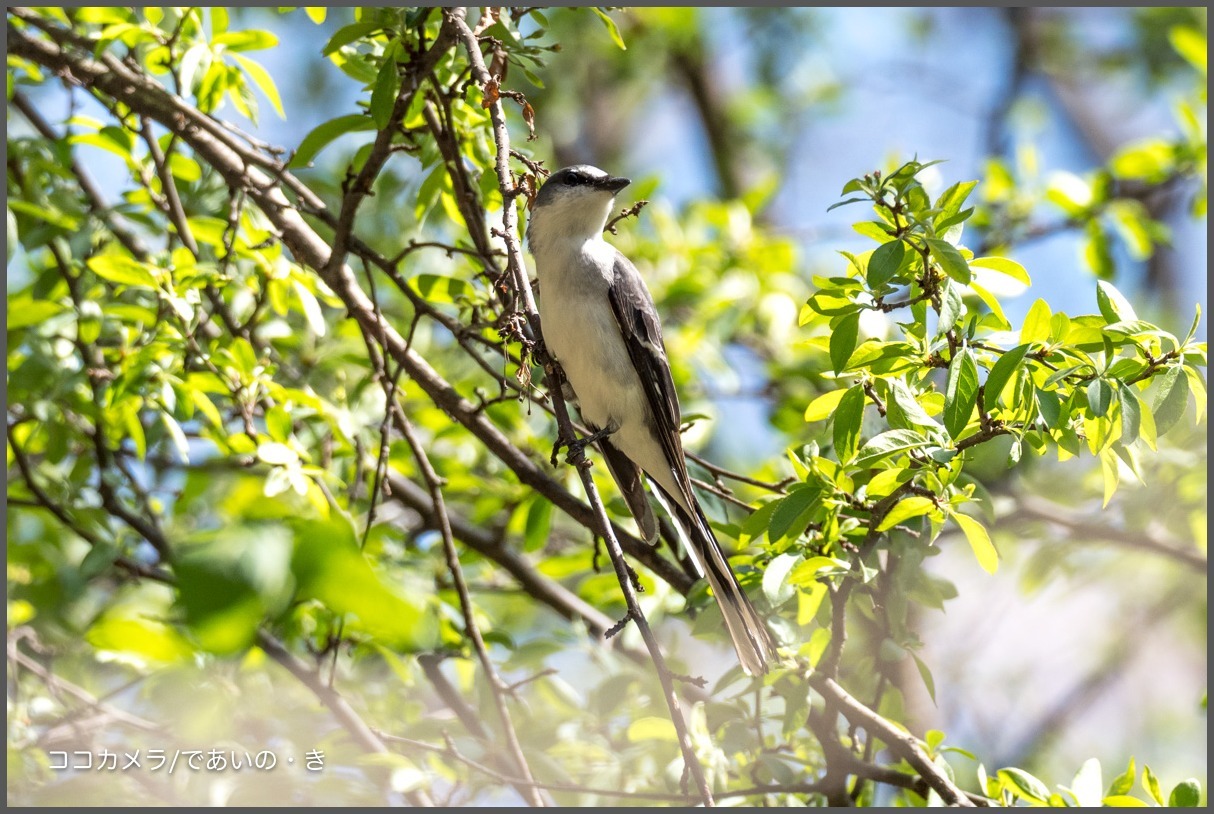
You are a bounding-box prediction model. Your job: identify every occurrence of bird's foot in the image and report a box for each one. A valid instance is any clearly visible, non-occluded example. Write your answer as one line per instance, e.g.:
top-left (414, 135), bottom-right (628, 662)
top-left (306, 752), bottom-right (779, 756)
top-left (554, 425), bottom-right (615, 468)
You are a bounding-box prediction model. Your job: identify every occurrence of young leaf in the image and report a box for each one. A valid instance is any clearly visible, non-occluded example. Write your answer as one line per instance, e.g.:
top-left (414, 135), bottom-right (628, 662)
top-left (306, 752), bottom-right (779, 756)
top-left (1020, 299), bottom-right (1053, 345)
top-left (1096, 280), bottom-right (1139, 324)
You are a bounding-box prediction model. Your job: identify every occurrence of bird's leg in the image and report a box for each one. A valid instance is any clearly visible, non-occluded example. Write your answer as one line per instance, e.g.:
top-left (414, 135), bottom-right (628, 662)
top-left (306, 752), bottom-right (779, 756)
top-left (559, 424), bottom-right (616, 469)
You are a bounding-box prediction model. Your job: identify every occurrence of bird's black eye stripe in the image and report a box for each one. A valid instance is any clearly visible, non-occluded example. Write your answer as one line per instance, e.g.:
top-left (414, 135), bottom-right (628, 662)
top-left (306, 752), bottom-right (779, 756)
top-left (567, 173), bottom-right (587, 186)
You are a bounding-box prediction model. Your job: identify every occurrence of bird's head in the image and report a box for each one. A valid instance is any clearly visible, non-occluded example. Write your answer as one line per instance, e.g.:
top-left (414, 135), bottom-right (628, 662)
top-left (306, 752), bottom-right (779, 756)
top-left (527, 164), bottom-right (630, 250)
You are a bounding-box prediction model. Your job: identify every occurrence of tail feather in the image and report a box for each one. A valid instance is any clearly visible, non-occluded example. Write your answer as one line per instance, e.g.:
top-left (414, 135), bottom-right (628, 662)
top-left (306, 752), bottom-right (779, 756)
top-left (656, 483), bottom-right (778, 675)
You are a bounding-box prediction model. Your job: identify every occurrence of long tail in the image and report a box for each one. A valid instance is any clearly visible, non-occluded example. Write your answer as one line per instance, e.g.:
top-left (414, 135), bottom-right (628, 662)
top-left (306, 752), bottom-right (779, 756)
top-left (657, 486), bottom-right (778, 676)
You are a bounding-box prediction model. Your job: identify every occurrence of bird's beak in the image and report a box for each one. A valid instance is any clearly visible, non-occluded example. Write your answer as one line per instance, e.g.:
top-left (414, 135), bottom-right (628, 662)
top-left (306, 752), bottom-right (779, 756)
top-left (602, 176), bottom-right (631, 193)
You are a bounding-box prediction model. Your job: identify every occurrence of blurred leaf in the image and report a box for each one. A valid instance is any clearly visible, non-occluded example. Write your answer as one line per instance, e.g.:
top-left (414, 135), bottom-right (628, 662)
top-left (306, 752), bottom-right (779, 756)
top-left (1168, 779), bottom-right (1202, 808)
top-left (290, 516), bottom-right (438, 650)
top-left (592, 8), bottom-right (627, 50)
top-left (953, 512), bottom-right (998, 574)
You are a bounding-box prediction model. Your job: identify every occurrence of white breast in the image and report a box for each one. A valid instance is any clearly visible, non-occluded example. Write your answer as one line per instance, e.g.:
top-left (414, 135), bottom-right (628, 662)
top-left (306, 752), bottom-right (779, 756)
top-left (534, 239), bottom-right (647, 433)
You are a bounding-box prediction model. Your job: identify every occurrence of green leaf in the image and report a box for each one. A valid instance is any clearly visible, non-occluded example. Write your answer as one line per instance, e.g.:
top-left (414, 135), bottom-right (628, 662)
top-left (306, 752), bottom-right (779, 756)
top-left (927, 238), bottom-right (971, 284)
top-left (291, 516), bottom-right (437, 650)
top-left (938, 279), bottom-right (963, 334)
top-left (1183, 365), bottom-right (1206, 423)
top-left (911, 652), bottom-right (937, 704)
top-left (1096, 280), bottom-right (1138, 324)
top-left (1170, 26), bottom-right (1206, 72)
top-left (304, 7), bottom-right (327, 24)
top-left (969, 255), bottom-right (1030, 285)
top-left (214, 30), bottom-right (279, 52)
top-left (762, 552), bottom-right (800, 603)
top-left (953, 512), bottom-right (998, 574)
top-left (886, 379), bottom-right (939, 429)
top-left (830, 312), bottom-right (860, 374)
top-left (523, 497), bottom-right (553, 553)
top-left (1107, 757), bottom-right (1136, 797)
top-left (1020, 299), bottom-right (1053, 345)
top-left (1109, 138), bottom-right (1177, 183)
top-left (88, 253), bottom-right (158, 288)
top-left (998, 767), bottom-right (1050, 803)
top-left (1168, 779), bottom-right (1202, 808)
top-left (766, 486), bottom-right (820, 543)
top-left (592, 8), bottom-right (627, 50)
top-left (86, 615), bottom-right (195, 665)
top-left (833, 385), bottom-right (865, 463)
top-left (1142, 765), bottom-right (1164, 806)
top-left (323, 22), bottom-right (382, 55)
top-left (944, 348), bottom-right (979, 439)
top-left (1152, 366), bottom-right (1190, 436)
top-left (1087, 379), bottom-right (1113, 417)
top-left (230, 54), bottom-right (284, 119)
top-left (626, 716), bottom-right (676, 742)
top-left (804, 388), bottom-right (848, 422)
top-left (877, 496), bottom-right (937, 531)
top-left (290, 113), bottom-right (376, 168)
top-left (983, 344), bottom-right (1030, 407)
top-left (7, 298), bottom-right (66, 329)
top-left (292, 279), bottom-right (327, 337)
top-left (853, 429), bottom-right (932, 468)
top-left (1102, 794), bottom-right (1150, 806)
top-left (1118, 384), bottom-right (1141, 446)
top-left (370, 54), bottom-right (399, 130)
top-left (1085, 221), bottom-right (1115, 279)
top-left (866, 240), bottom-right (905, 287)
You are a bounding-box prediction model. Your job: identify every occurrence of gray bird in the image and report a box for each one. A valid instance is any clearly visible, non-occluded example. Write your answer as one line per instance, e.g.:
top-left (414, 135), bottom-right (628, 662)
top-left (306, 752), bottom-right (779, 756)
top-left (526, 164), bottom-right (778, 675)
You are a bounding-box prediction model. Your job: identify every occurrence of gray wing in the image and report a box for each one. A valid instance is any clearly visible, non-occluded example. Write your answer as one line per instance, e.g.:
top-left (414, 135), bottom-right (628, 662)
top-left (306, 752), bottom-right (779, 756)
top-left (598, 437), bottom-right (659, 544)
top-left (605, 250), bottom-right (691, 492)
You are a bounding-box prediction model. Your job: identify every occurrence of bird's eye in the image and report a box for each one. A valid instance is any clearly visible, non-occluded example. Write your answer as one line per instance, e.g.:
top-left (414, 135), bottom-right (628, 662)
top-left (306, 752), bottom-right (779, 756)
top-left (567, 174), bottom-right (586, 186)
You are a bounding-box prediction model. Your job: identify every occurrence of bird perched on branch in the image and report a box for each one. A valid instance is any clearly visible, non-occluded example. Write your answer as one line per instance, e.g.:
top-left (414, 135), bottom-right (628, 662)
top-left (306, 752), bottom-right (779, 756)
top-left (526, 164), bottom-right (778, 675)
